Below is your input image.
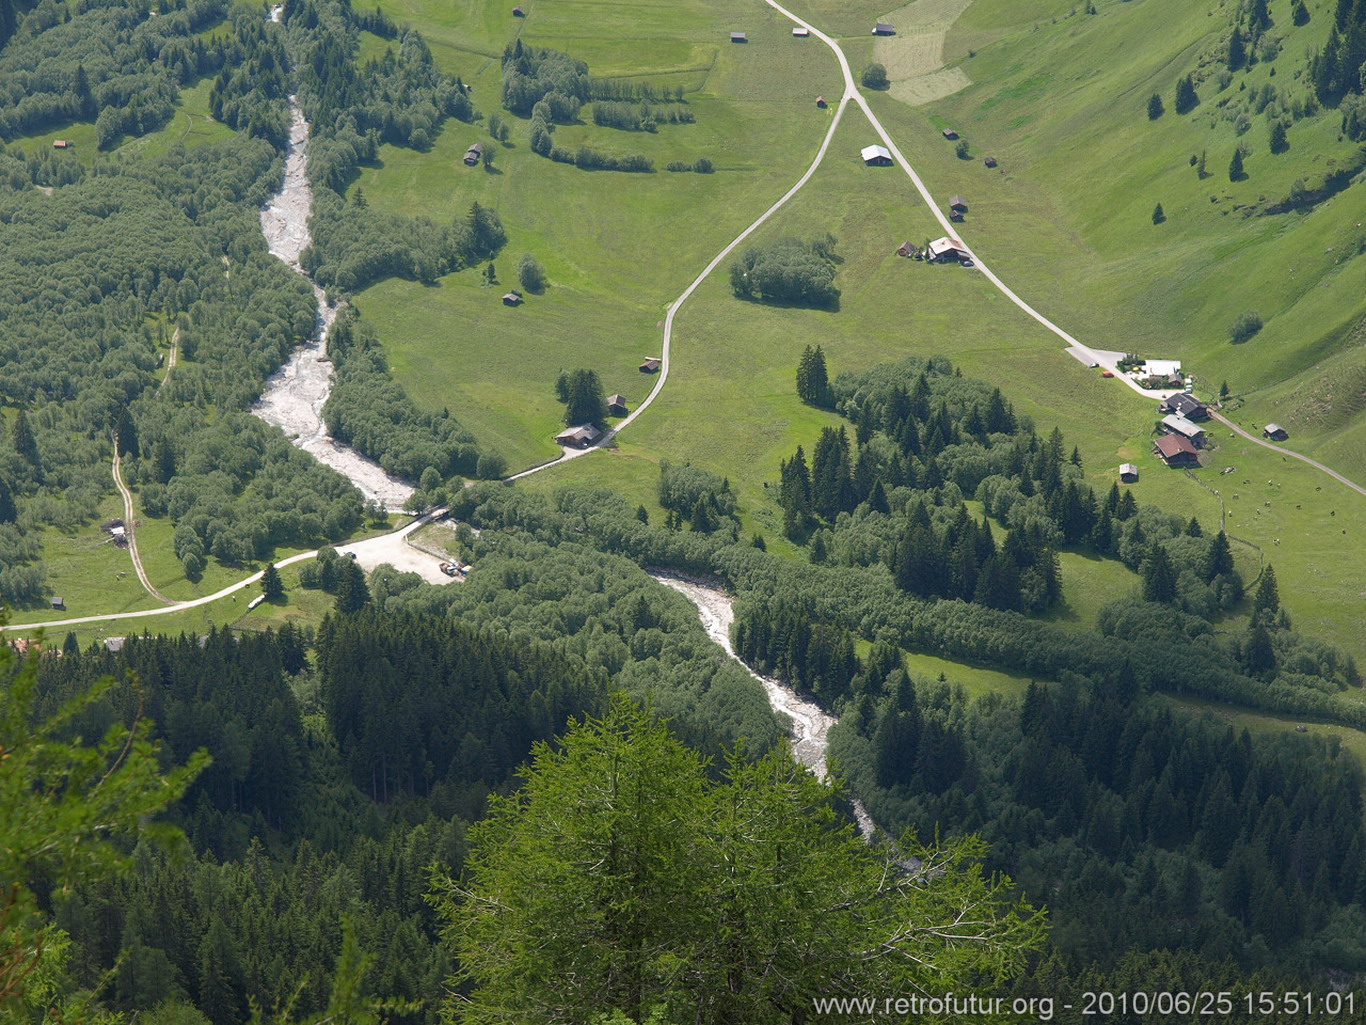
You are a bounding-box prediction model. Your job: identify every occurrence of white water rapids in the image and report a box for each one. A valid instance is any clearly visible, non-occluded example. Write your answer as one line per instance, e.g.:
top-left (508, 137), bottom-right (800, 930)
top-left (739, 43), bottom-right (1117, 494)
top-left (252, 6), bottom-right (414, 507)
top-left (654, 575), bottom-right (875, 837)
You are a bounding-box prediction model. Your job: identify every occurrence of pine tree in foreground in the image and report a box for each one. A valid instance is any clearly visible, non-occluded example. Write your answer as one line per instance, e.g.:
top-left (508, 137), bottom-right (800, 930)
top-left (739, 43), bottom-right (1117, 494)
top-left (434, 695), bottom-right (1044, 1025)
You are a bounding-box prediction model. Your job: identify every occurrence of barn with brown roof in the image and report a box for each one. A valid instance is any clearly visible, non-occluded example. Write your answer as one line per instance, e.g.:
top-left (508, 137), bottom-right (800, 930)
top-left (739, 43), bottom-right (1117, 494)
top-left (1153, 434), bottom-right (1199, 466)
top-left (555, 424), bottom-right (601, 447)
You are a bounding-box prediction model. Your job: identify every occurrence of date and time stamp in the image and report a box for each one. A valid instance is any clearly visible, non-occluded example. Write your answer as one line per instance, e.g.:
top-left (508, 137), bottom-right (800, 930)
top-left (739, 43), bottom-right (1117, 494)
top-left (813, 990), bottom-right (1359, 1020)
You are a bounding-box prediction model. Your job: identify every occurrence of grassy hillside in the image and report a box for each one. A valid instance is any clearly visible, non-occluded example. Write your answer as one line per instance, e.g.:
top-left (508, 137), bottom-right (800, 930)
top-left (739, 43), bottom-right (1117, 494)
top-left (895, 0), bottom-right (1366, 480)
top-left (352, 0), bottom-right (845, 468)
top-left (348, 0), bottom-right (1366, 664)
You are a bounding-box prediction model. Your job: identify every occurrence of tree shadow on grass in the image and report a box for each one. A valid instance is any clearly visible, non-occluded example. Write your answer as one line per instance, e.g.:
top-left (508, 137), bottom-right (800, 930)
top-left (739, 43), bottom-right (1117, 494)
top-left (732, 292), bottom-right (841, 313)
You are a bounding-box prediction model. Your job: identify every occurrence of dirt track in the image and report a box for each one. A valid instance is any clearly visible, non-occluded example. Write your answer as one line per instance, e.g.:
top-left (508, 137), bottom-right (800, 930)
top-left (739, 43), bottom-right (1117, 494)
top-left (111, 446), bottom-right (175, 605)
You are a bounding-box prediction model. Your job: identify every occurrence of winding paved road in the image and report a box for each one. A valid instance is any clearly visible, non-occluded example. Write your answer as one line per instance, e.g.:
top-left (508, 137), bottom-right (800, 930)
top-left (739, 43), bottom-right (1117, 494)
top-left (506, 82), bottom-right (858, 480)
top-left (515, 0), bottom-right (1366, 501)
top-left (111, 445), bottom-right (175, 605)
top-left (8, 4), bottom-right (1364, 633)
top-left (509, 0), bottom-right (1173, 489)
top-left (0, 510), bottom-right (448, 633)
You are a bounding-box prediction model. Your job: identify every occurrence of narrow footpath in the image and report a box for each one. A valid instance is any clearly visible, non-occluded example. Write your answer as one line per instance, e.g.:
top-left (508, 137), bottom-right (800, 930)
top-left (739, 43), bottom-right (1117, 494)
top-left (111, 445), bottom-right (176, 605)
top-left (157, 325), bottom-right (179, 396)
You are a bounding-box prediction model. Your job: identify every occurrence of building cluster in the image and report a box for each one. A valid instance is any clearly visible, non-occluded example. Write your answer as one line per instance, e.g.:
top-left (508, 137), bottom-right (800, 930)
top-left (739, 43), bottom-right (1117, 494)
top-left (1151, 390), bottom-right (1209, 467)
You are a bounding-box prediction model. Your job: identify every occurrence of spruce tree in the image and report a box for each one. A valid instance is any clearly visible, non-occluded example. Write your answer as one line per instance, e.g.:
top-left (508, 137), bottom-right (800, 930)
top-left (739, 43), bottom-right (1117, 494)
top-left (1245, 621), bottom-right (1277, 675)
top-left (810, 426), bottom-right (852, 520)
top-left (1229, 147), bottom-right (1245, 180)
top-left (1228, 25), bottom-right (1246, 70)
top-left (12, 408), bottom-right (39, 470)
top-left (1116, 489), bottom-right (1138, 520)
top-left (1142, 544), bottom-right (1178, 603)
top-left (796, 345), bottom-right (831, 405)
top-left (1252, 564), bottom-right (1280, 621)
top-left (1152, 202), bottom-right (1165, 224)
top-left (1147, 92), bottom-right (1165, 119)
top-left (779, 447), bottom-right (813, 538)
top-left (334, 560), bottom-right (371, 613)
top-left (1175, 74), bottom-right (1199, 113)
top-left (866, 478), bottom-right (889, 514)
top-left (1269, 120), bottom-right (1288, 154)
top-left (261, 563), bottom-right (285, 601)
top-left (1204, 529), bottom-right (1234, 582)
top-left (873, 675), bottom-right (921, 787)
top-left (0, 475), bottom-right (15, 524)
top-left (563, 369), bottom-right (607, 426)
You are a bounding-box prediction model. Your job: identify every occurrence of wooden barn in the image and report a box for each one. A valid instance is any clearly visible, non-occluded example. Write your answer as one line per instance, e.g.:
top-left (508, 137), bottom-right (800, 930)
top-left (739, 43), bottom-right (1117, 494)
top-left (927, 236), bottom-right (969, 262)
top-left (1263, 423), bottom-right (1289, 441)
top-left (942, 128), bottom-right (959, 140)
top-left (1161, 414), bottom-right (1206, 444)
top-left (1119, 463), bottom-right (1139, 483)
top-left (950, 195), bottom-right (968, 213)
top-left (53, 139), bottom-right (72, 149)
top-left (607, 394), bottom-right (629, 416)
top-left (502, 290), bottom-right (523, 306)
top-left (861, 144), bottom-right (892, 166)
top-left (815, 95), bottom-right (827, 108)
top-left (872, 21), bottom-right (895, 34)
top-left (1153, 434), bottom-right (1199, 467)
top-left (792, 26), bottom-right (809, 36)
top-left (555, 424), bottom-right (601, 448)
top-left (640, 357), bottom-right (662, 373)
top-left (1160, 392), bottom-right (1209, 420)
top-left (984, 155), bottom-right (998, 167)
top-left (512, 5), bottom-right (524, 14)
top-left (464, 142), bottom-right (484, 166)
top-left (730, 31), bottom-right (747, 42)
